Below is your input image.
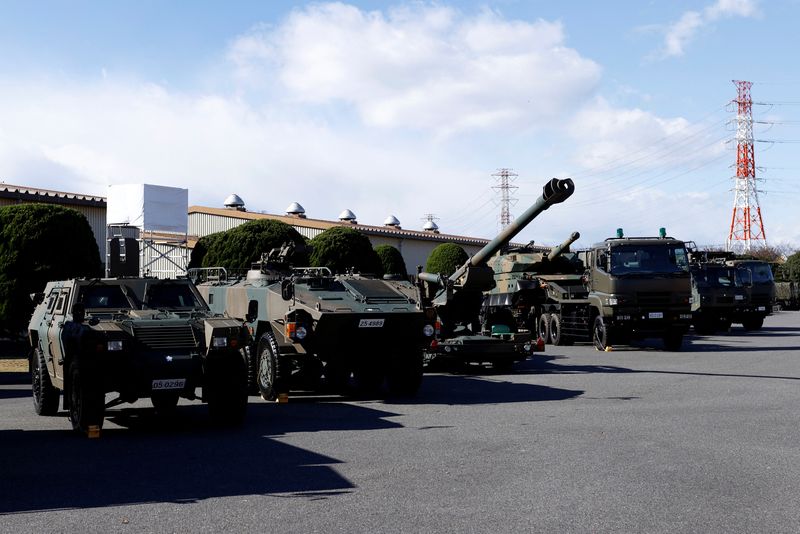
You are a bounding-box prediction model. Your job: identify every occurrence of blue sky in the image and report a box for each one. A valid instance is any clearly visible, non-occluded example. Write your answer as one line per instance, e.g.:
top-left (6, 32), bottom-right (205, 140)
top-left (0, 0), bottom-right (797, 249)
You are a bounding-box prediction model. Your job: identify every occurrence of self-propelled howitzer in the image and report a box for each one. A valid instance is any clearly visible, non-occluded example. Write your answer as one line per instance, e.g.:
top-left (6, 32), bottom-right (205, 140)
top-left (417, 178), bottom-right (575, 369)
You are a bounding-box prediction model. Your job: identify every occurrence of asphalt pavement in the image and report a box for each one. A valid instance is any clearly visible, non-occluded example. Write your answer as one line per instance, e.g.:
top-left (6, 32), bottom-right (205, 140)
top-left (1, 312), bottom-right (799, 533)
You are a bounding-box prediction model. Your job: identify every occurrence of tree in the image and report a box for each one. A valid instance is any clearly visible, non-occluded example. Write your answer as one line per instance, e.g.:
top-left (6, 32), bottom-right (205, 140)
top-left (0, 204), bottom-right (102, 334)
top-left (309, 226), bottom-right (381, 274)
top-left (196, 219), bottom-right (308, 270)
top-left (425, 243), bottom-right (468, 278)
top-left (374, 245), bottom-right (407, 277)
top-left (781, 251), bottom-right (800, 283)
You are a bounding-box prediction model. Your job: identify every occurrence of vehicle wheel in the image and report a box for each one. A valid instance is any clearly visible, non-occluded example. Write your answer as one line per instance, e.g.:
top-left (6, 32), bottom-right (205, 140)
top-left (742, 317), bottom-right (764, 331)
top-left (663, 332), bottom-right (684, 351)
top-left (774, 303), bottom-right (783, 312)
top-left (592, 315), bottom-right (609, 351)
top-left (243, 345), bottom-right (258, 395)
top-left (151, 392), bottom-right (180, 415)
top-left (256, 332), bottom-right (280, 401)
top-left (538, 314), bottom-right (551, 344)
top-left (550, 314), bottom-right (571, 346)
top-left (32, 347), bottom-right (60, 416)
top-left (387, 351), bottom-right (424, 396)
top-left (206, 355), bottom-right (248, 426)
top-left (68, 361), bottom-right (104, 434)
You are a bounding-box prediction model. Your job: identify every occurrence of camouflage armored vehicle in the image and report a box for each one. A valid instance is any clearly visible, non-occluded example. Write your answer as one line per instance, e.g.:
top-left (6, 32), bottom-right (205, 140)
top-left (483, 231), bottom-right (586, 346)
top-left (415, 178), bottom-right (574, 369)
top-left (728, 259), bottom-right (775, 330)
top-left (578, 229), bottom-right (693, 351)
top-left (194, 246), bottom-right (431, 398)
top-left (28, 277), bottom-right (250, 435)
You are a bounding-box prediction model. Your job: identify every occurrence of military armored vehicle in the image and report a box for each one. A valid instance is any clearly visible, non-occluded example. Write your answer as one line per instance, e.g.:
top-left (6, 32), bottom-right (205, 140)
top-left (484, 231), bottom-right (586, 346)
top-left (774, 281), bottom-right (798, 311)
top-left (415, 178), bottom-right (574, 369)
top-left (28, 277), bottom-right (250, 435)
top-left (193, 246), bottom-right (431, 398)
top-left (729, 259), bottom-right (775, 330)
top-left (578, 229), bottom-right (693, 351)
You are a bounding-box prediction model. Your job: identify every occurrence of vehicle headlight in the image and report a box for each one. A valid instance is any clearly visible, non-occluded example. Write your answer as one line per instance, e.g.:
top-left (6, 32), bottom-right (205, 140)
top-left (212, 336), bottom-right (228, 348)
top-left (295, 326), bottom-right (307, 340)
top-left (423, 324), bottom-right (435, 337)
top-left (107, 340), bottom-right (123, 351)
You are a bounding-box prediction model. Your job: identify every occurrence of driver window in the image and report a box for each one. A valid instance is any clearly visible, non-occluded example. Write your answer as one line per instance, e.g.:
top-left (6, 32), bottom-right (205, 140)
top-left (596, 252), bottom-right (607, 271)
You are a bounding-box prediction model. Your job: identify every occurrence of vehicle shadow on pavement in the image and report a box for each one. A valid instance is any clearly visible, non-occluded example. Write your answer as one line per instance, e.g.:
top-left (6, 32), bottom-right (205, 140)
top-left (408, 373), bottom-right (583, 405)
top-left (0, 401), bottom-right (405, 514)
top-left (0, 371), bottom-right (28, 386)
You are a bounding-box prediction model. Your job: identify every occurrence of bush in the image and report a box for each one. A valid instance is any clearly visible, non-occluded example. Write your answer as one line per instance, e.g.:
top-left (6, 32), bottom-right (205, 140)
top-left (425, 243), bottom-right (468, 278)
top-left (309, 226), bottom-right (381, 274)
top-left (197, 219), bottom-right (308, 270)
top-left (374, 245), bottom-right (407, 277)
top-left (781, 251), bottom-right (800, 283)
top-left (0, 204), bottom-right (102, 334)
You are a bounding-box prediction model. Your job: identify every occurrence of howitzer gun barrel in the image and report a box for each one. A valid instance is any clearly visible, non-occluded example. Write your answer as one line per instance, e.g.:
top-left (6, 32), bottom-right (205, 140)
top-left (449, 178), bottom-right (574, 282)
top-left (547, 231), bottom-right (580, 261)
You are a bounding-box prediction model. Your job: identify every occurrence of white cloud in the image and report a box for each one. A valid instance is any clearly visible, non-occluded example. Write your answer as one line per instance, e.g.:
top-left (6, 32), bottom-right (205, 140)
top-left (228, 3), bottom-right (601, 136)
top-left (651, 0), bottom-right (760, 59)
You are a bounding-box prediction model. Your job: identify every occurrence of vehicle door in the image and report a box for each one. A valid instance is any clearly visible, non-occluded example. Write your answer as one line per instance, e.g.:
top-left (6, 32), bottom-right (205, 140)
top-left (46, 287), bottom-right (71, 382)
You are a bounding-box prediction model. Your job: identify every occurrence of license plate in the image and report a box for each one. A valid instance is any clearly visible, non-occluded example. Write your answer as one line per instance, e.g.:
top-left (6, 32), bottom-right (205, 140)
top-left (758, 306), bottom-right (766, 311)
top-left (358, 318), bottom-right (385, 328)
top-left (648, 312), bottom-right (664, 319)
top-left (152, 378), bottom-right (186, 390)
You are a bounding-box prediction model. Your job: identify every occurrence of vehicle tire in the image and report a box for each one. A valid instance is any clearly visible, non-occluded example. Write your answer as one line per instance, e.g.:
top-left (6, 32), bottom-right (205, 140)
top-left (206, 355), bottom-right (248, 426)
top-left (550, 314), bottom-right (571, 346)
top-left (742, 317), bottom-right (764, 331)
top-left (538, 313), bottom-right (551, 344)
top-left (663, 331), bottom-right (684, 351)
top-left (151, 392), bottom-right (180, 415)
top-left (592, 315), bottom-right (609, 351)
top-left (256, 332), bottom-right (280, 401)
top-left (243, 345), bottom-right (258, 395)
top-left (68, 360), bottom-right (104, 434)
top-left (387, 351), bottom-right (424, 396)
top-left (32, 347), bottom-right (60, 416)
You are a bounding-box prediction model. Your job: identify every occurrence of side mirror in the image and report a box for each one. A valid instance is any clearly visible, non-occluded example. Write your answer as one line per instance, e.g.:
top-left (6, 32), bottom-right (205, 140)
top-left (30, 292), bottom-right (44, 305)
top-left (246, 299), bottom-right (258, 323)
top-left (281, 280), bottom-right (294, 301)
top-left (71, 303), bottom-right (86, 324)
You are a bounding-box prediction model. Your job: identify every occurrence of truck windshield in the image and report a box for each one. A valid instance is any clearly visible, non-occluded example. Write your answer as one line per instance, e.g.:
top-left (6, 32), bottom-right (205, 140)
top-left (693, 266), bottom-right (736, 287)
top-left (79, 285), bottom-right (134, 310)
top-left (736, 262), bottom-right (774, 284)
top-left (144, 282), bottom-right (203, 310)
top-left (610, 244), bottom-right (689, 275)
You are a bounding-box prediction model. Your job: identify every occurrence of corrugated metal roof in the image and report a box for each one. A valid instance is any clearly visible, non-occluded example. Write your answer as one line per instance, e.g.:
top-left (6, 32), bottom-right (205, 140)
top-left (0, 183), bottom-right (106, 206)
top-left (189, 205), bottom-right (493, 246)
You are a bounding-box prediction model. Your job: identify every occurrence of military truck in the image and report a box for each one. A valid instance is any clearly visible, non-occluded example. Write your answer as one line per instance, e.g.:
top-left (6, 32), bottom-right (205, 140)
top-left (193, 247), bottom-right (431, 398)
top-left (729, 259), bottom-right (775, 330)
top-left (483, 231), bottom-right (586, 346)
top-left (28, 277), bottom-right (250, 435)
top-left (688, 261), bottom-right (740, 334)
top-left (774, 281), bottom-right (799, 311)
top-left (579, 229), bottom-right (693, 351)
top-left (416, 178), bottom-right (574, 370)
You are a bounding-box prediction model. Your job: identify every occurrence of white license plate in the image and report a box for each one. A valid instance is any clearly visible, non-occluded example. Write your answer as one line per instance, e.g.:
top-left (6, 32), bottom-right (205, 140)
top-left (648, 312), bottom-right (664, 319)
top-left (358, 318), bottom-right (385, 328)
top-left (758, 306), bottom-right (766, 311)
top-left (152, 378), bottom-right (186, 390)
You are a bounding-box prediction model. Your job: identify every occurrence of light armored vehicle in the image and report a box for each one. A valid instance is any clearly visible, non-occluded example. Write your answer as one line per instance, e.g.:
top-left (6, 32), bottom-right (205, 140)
top-left (415, 178), bottom-right (574, 370)
top-left (579, 229), bottom-right (693, 351)
top-left (28, 277), bottom-right (250, 434)
top-left (194, 247), bottom-right (431, 398)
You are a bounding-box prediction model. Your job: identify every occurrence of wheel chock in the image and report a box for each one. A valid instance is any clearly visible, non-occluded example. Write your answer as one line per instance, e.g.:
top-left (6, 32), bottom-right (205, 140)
top-left (277, 392), bottom-right (289, 404)
top-left (87, 425), bottom-right (101, 439)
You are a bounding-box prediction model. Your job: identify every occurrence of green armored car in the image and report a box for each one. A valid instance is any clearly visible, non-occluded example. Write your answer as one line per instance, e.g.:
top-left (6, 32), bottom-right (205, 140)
top-left (28, 277), bottom-right (250, 434)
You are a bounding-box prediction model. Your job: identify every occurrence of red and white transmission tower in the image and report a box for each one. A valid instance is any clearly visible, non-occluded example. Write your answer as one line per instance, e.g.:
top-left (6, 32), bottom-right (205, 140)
top-left (491, 168), bottom-right (518, 231)
top-left (726, 80), bottom-right (766, 254)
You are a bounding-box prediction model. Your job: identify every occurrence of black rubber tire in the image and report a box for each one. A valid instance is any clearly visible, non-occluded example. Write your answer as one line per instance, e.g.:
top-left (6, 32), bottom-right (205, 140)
top-left (68, 361), bottom-right (105, 434)
top-left (32, 347), bottom-right (60, 416)
top-left (742, 317), bottom-right (764, 331)
top-left (538, 314), bottom-right (551, 344)
top-left (206, 355), bottom-right (248, 426)
top-left (663, 332), bottom-right (684, 351)
top-left (151, 392), bottom-right (180, 415)
top-left (549, 313), bottom-right (569, 346)
top-left (592, 315), bottom-right (609, 351)
top-left (256, 333), bottom-right (280, 401)
top-left (387, 351), bottom-right (424, 396)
